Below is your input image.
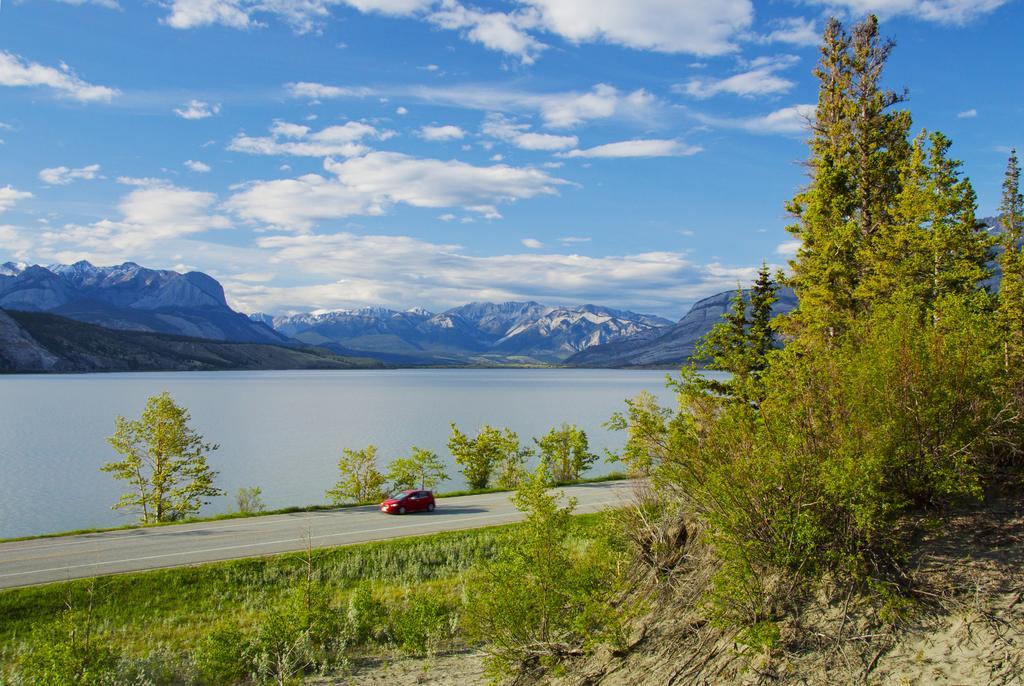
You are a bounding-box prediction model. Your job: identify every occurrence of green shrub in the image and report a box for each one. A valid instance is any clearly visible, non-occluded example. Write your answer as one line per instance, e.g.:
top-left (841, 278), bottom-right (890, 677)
top-left (192, 624), bottom-right (249, 684)
top-left (626, 298), bottom-right (1014, 624)
top-left (13, 612), bottom-right (120, 686)
top-left (389, 588), bottom-right (457, 656)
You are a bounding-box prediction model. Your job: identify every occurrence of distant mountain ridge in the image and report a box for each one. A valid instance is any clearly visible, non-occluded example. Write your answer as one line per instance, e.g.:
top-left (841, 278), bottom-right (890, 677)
top-left (565, 287), bottom-right (800, 368)
top-left (0, 309), bottom-right (380, 373)
top-left (0, 261), bottom-right (285, 344)
top-left (257, 302), bottom-right (674, 364)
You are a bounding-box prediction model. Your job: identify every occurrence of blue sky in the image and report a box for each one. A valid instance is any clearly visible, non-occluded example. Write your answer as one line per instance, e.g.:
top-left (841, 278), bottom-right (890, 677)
top-left (0, 0), bottom-right (1020, 318)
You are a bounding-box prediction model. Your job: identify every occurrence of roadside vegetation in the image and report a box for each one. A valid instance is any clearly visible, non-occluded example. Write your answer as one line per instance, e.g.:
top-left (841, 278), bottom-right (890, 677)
top-left (0, 503), bottom-right (623, 684)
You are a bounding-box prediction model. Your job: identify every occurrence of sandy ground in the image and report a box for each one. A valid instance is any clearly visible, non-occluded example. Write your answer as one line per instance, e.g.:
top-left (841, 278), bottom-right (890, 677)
top-left (312, 650), bottom-right (488, 686)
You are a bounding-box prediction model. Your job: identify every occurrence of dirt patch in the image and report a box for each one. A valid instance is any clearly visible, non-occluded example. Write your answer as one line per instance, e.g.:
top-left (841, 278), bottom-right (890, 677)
top-left (311, 650), bottom-right (488, 685)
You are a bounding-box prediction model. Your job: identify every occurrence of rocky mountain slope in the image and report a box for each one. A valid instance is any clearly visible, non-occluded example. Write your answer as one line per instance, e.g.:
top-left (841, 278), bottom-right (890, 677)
top-left (0, 261), bottom-right (285, 344)
top-left (0, 309), bottom-right (380, 373)
top-left (258, 302), bottom-right (673, 365)
top-left (565, 287), bottom-right (799, 368)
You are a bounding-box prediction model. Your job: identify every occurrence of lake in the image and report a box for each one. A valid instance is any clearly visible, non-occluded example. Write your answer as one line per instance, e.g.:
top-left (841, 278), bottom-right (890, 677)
top-left (0, 368), bottom-right (682, 538)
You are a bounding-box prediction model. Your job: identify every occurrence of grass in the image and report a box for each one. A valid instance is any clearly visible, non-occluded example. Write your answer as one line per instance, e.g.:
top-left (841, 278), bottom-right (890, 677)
top-left (0, 513), bottom-right (604, 656)
top-left (0, 472), bottom-right (629, 543)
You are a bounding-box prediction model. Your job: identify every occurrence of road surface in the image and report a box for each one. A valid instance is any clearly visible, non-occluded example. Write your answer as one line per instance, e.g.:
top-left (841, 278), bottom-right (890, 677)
top-left (0, 480), bottom-right (636, 589)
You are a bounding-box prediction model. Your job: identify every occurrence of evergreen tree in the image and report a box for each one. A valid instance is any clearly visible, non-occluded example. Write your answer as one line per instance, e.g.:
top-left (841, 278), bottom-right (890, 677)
top-left (861, 131), bottom-right (991, 314)
top-left (997, 149), bottom-right (1024, 371)
top-left (785, 15), bottom-right (911, 340)
top-left (693, 263), bottom-right (778, 402)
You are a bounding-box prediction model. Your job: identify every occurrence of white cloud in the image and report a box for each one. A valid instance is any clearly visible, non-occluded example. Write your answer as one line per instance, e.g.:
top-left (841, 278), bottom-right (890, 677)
top-left (957, 108), bottom-right (978, 118)
top-left (38, 164), bottom-right (102, 186)
top-left (536, 84), bottom-right (655, 128)
top-left (117, 176), bottom-right (170, 187)
top-left (287, 81), bottom-right (371, 99)
top-left (0, 186), bottom-right (32, 214)
top-left (0, 51), bottom-right (118, 102)
top-left (163, 0), bottom-right (432, 33)
top-left (395, 106), bottom-right (409, 115)
top-left (521, 0), bottom-right (753, 56)
top-left (559, 236), bottom-right (590, 244)
top-left (185, 159), bottom-right (212, 172)
top-left (226, 231), bottom-right (763, 317)
top-left (342, 0), bottom-right (432, 15)
top-left (428, 0), bottom-right (546, 64)
top-left (226, 152), bottom-right (568, 230)
top-left (809, 0), bottom-right (1008, 24)
top-left (691, 103), bottom-right (815, 135)
top-left (7, 182), bottom-right (232, 263)
top-left (775, 240), bottom-right (801, 256)
top-left (51, 0), bottom-right (120, 7)
top-left (285, 81), bottom-right (658, 129)
top-left (482, 114), bottom-right (578, 150)
top-left (174, 99), bottom-right (221, 119)
top-left (757, 17), bottom-right (819, 46)
top-left (678, 55), bottom-right (798, 99)
top-left (521, 238), bottom-right (544, 248)
top-left (225, 174), bottom-right (381, 230)
top-left (564, 139), bottom-right (702, 158)
top-left (418, 124), bottom-right (466, 141)
top-left (228, 120), bottom-right (394, 157)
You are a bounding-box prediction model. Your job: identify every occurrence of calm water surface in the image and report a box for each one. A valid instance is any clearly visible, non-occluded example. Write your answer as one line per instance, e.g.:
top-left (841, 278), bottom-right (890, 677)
top-left (0, 369), bottom-right (679, 538)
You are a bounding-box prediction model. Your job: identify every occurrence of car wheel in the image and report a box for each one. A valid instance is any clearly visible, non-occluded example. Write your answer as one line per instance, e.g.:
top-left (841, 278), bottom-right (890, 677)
top-left (398, 506), bottom-right (406, 515)
top-left (427, 503), bottom-right (435, 512)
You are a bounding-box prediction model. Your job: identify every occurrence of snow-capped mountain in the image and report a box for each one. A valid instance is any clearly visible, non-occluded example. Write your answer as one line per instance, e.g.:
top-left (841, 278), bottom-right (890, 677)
top-left (565, 288), bottom-right (800, 368)
top-left (0, 261), bottom-right (284, 344)
top-left (260, 302), bottom-right (673, 364)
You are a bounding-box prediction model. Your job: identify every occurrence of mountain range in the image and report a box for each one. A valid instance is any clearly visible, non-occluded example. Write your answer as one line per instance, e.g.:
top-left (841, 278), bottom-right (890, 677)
top-left (255, 302), bottom-right (673, 365)
top-left (565, 287), bottom-right (799, 367)
top-left (0, 261), bottom-right (284, 344)
top-left (0, 259), bottom-right (792, 371)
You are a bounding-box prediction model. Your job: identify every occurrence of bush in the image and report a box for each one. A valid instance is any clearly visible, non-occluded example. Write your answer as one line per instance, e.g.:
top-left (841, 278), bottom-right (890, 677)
top-left (389, 588), bottom-right (457, 656)
top-left (631, 298), bottom-right (1015, 623)
top-left (192, 624), bottom-right (249, 684)
top-left (461, 462), bottom-right (624, 679)
top-left (13, 612), bottom-right (120, 686)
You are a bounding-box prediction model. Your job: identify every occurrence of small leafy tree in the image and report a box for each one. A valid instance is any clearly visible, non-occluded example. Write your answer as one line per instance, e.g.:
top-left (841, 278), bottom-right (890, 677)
top-left (102, 392), bottom-right (223, 523)
top-left (535, 423), bottom-right (597, 483)
top-left (448, 423), bottom-right (531, 490)
top-left (386, 447), bottom-right (449, 492)
top-left (326, 446), bottom-right (386, 504)
top-left (235, 486), bottom-right (266, 514)
top-left (462, 460), bottom-right (620, 679)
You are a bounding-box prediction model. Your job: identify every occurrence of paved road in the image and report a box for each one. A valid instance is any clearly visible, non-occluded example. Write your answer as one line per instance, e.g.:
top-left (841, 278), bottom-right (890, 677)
top-left (0, 480), bottom-right (636, 589)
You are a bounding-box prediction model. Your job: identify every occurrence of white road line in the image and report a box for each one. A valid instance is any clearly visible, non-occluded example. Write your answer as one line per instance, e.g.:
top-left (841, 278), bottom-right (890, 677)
top-left (0, 498), bottom-right (622, 582)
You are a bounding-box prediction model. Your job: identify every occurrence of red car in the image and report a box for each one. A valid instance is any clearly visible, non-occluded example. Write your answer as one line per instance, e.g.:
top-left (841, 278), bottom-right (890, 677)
top-left (380, 490), bottom-right (436, 514)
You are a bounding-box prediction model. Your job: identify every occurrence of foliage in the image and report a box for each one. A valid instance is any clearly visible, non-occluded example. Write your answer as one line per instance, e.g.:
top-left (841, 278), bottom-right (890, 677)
top-left (461, 462), bottom-right (623, 679)
top-left (235, 486), bottom-right (266, 514)
top-left (385, 447), bottom-right (449, 492)
top-left (325, 445), bottom-right (387, 504)
top-left (605, 390), bottom-right (686, 477)
top-left (389, 587), bottom-right (459, 656)
top-left (101, 392), bottom-right (223, 523)
top-left (784, 15), bottom-right (912, 339)
top-left (998, 149), bottom-right (1024, 376)
top-left (534, 423), bottom-right (598, 483)
top-left (448, 423), bottom-right (532, 490)
top-left (692, 263), bottom-right (779, 403)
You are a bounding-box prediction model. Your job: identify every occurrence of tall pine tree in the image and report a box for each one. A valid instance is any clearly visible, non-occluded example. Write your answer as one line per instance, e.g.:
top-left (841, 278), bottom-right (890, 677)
top-left (785, 15), bottom-right (911, 340)
top-left (860, 130), bottom-right (991, 315)
top-left (693, 263), bottom-right (778, 403)
top-left (997, 149), bottom-right (1024, 372)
